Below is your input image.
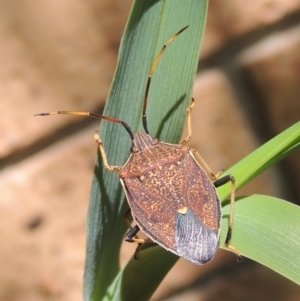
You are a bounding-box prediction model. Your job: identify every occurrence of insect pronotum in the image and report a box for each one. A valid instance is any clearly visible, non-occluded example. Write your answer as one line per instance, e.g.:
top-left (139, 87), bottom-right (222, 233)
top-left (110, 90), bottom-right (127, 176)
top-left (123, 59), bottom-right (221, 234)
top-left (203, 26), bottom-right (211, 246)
top-left (36, 26), bottom-right (242, 264)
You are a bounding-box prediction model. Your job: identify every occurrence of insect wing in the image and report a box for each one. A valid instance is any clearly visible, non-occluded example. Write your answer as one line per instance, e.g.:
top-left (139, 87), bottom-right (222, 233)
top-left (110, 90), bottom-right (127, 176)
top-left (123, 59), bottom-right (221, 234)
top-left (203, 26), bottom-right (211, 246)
top-left (121, 174), bottom-right (178, 251)
top-left (176, 207), bottom-right (218, 264)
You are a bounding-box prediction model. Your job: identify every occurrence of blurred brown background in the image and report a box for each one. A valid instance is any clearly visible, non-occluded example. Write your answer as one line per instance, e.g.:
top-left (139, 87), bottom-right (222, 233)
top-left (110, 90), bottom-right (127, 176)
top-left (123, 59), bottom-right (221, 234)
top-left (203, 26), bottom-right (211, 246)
top-left (0, 0), bottom-right (299, 300)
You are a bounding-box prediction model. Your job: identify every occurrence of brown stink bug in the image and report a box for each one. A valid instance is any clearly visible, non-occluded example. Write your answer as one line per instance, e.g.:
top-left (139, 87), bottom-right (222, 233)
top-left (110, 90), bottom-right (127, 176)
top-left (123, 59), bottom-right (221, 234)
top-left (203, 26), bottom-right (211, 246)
top-left (35, 26), bottom-right (241, 264)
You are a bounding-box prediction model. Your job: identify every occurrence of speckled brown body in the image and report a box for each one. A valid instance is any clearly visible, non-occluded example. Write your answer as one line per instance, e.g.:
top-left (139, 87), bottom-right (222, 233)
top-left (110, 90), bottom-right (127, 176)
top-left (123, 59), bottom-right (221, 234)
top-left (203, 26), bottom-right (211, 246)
top-left (120, 132), bottom-right (221, 264)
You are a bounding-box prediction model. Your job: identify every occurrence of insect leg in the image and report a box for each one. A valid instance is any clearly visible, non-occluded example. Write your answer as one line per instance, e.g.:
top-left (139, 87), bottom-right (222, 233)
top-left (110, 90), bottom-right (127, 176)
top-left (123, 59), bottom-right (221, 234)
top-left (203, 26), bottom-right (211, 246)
top-left (180, 98), bottom-right (195, 145)
top-left (124, 209), bottom-right (147, 259)
top-left (142, 26), bottom-right (189, 133)
top-left (125, 225), bottom-right (153, 245)
top-left (94, 131), bottom-right (122, 172)
top-left (125, 224), bottom-right (154, 259)
top-left (192, 150), bottom-right (224, 180)
top-left (125, 225), bottom-right (142, 242)
top-left (214, 175), bottom-right (242, 261)
top-left (124, 209), bottom-right (142, 241)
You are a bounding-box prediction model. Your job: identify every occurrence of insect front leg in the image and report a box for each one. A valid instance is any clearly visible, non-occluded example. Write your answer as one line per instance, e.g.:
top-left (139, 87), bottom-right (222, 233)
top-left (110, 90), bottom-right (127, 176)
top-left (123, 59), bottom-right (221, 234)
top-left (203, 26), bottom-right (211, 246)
top-left (214, 175), bottom-right (242, 262)
top-left (180, 98), bottom-right (195, 145)
top-left (93, 131), bottom-right (122, 172)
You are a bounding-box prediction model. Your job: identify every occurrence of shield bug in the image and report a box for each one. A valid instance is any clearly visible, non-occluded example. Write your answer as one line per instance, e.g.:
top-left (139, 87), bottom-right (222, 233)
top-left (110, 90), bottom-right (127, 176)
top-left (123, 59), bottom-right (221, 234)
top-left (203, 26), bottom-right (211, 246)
top-left (35, 26), bottom-right (241, 264)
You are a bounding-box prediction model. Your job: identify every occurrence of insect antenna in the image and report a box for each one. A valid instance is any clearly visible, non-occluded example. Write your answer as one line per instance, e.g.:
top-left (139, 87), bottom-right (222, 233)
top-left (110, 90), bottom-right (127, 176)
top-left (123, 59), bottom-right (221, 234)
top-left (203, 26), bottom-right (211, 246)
top-left (142, 25), bottom-right (189, 134)
top-left (34, 111), bottom-right (135, 141)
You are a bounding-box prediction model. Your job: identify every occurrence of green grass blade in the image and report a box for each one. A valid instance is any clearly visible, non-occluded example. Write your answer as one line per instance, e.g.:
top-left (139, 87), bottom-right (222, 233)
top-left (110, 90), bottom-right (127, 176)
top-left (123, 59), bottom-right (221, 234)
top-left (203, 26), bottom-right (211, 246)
top-left (221, 195), bottom-right (300, 284)
top-left (104, 247), bottom-right (178, 301)
top-left (217, 121), bottom-right (300, 201)
top-left (84, 1), bottom-right (209, 300)
top-left (216, 122), bottom-right (300, 284)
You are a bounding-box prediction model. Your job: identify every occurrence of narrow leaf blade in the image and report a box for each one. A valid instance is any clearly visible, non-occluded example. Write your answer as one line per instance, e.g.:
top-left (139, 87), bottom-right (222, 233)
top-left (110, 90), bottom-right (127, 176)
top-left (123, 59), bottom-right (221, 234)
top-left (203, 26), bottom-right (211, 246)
top-left (84, 1), bottom-right (209, 300)
top-left (221, 195), bottom-right (300, 284)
